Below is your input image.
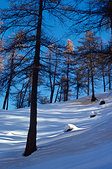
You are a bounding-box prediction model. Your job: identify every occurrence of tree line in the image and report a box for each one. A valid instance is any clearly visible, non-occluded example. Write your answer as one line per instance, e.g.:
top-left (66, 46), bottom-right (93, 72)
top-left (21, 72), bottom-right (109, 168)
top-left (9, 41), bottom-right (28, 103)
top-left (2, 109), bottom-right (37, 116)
top-left (0, 30), bottom-right (111, 108)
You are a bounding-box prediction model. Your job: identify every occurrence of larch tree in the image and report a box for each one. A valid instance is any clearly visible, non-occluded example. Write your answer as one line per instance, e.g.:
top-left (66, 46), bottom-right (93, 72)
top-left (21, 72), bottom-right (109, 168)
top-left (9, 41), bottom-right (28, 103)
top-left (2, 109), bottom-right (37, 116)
top-left (22, 1), bottom-right (80, 156)
top-left (44, 44), bottom-right (60, 103)
top-left (64, 39), bottom-right (74, 101)
top-left (76, 31), bottom-right (99, 101)
top-left (97, 40), bottom-right (108, 92)
top-left (23, 0), bottom-right (79, 155)
top-left (23, 0), bottom-right (43, 156)
top-left (1, 31), bottom-right (28, 110)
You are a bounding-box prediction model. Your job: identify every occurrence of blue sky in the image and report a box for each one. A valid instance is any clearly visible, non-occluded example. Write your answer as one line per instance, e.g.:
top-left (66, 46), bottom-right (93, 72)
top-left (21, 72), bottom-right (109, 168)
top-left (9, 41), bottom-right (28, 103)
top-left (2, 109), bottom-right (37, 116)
top-left (0, 0), bottom-right (8, 8)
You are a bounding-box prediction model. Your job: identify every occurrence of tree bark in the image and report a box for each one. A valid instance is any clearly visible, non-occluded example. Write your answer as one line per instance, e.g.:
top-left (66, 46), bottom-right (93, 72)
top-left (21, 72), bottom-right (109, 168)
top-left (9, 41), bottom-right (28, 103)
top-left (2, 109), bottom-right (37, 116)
top-left (24, 0), bottom-right (43, 156)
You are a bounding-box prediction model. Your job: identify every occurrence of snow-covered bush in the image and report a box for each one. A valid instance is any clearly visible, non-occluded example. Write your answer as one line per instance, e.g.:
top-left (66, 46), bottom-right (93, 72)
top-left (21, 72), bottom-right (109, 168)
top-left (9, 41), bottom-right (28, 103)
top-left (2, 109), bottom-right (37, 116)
top-left (90, 111), bottom-right (97, 118)
top-left (64, 124), bottom-right (79, 132)
top-left (99, 99), bottom-right (105, 105)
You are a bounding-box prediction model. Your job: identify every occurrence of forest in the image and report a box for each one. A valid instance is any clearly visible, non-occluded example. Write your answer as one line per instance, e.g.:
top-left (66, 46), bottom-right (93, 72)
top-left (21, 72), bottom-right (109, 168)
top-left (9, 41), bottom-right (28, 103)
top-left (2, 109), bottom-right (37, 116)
top-left (0, 0), bottom-right (112, 156)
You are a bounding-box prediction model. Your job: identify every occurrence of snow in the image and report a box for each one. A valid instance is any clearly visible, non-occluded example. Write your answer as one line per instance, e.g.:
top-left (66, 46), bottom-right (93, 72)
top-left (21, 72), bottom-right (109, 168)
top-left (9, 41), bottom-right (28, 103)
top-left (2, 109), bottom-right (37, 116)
top-left (64, 123), bottom-right (84, 132)
top-left (0, 91), bottom-right (112, 169)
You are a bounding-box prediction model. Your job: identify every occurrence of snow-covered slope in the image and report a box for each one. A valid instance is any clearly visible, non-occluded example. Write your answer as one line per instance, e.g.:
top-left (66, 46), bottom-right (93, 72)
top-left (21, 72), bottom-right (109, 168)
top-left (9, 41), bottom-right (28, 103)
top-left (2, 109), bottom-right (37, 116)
top-left (0, 91), bottom-right (112, 169)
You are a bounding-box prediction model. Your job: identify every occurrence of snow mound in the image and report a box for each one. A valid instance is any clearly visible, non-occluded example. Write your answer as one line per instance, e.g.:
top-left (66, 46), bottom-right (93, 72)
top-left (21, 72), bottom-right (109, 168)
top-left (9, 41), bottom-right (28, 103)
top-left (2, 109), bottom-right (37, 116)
top-left (64, 124), bottom-right (84, 132)
top-left (90, 111), bottom-right (97, 118)
top-left (99, 99), bottom-right (105, 105)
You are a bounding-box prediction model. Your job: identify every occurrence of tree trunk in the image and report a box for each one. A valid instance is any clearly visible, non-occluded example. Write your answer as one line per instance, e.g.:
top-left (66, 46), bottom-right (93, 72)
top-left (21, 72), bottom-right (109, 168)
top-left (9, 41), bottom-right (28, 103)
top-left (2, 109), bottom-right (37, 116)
top-left (21, 83), bottom-right (29, 108)
top-left (6, 96), bottom-right (9, 110)
top-left (54, 85), bottom-right (60, 103)
top-left (108, 71), bottom-right (111, 90)
top-left (107, 64), bottom-right (111, 90)
top-left (49, 52), bottom-right (57, 103)
top-left (49, 74), bottom-right (55, 103)
top-left (91, 71), bottom-right (96, 101)
top-left (76, 83), bottom-right (79, 99)
top-left (66, 54), bottom-right (69, 101)
top-left (109, 1), bottom-right (112, 90)
top-left (3, 51), bottom-right (14, 110)
top-left (102, 72), bottom-right (106, 92)
top-left (24, 0), bottom-right (43, 156)
top-left (50, 75), bottom-right (56, 103)
top-left (76, 73), bottom-right (79, 99)
top-left (59, 86), bottom-right (62, 102)
top-left (28, 86), bottom-right (31, 107)
top-left (87, 68), bottom-right (90, 96)
top-left (50, 87), bottom-right (55, 103)
top-left (89, 54), bottom-right (97, 102)
top-left (3, 84), bottom-right (10, 110)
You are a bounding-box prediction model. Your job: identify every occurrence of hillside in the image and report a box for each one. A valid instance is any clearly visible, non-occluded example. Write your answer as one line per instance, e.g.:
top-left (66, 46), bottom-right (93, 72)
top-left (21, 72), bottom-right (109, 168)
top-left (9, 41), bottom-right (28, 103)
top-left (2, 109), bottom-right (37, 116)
top-left (0, 91), bottom-right (112, 169)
